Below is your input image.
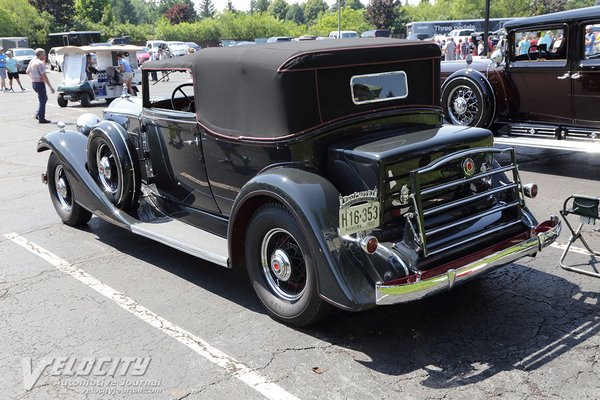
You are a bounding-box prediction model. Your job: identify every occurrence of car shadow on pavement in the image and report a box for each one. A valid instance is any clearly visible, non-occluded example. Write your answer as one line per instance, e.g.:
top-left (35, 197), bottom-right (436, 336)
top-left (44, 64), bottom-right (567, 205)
top-left (84, 219), bottom-right (598, 389)
top-left (308, 264), bottom-right (599, 388)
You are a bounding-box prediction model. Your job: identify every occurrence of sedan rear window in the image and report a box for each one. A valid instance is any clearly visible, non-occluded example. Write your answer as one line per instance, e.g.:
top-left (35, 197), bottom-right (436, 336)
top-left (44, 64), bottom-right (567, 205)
top-left (351, 71), bottom-right (408, 105)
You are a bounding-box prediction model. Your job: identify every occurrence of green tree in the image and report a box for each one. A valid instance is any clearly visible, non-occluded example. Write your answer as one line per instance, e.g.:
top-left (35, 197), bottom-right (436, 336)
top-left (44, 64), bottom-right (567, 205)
top-left (331, 0), bottom-right (364, 12)
top-left (29, 0), bottom-right (74, 29)
top-left (255, 0), bottom-right (271, 13)
top-left (565, 0), bottom-right (595, 9)
top-left (0, 0), bottom-right (51, 46)
top-left (75, 0), bottom-right (109, 23)
top-left (226, 0), bottom-right (235, 12)
top-left (198, 0), bottom-right (215, 19)
top-left (285, 3), bottom-right (305, 24)
top-left (310, 7), bottom-right (373, 36)
top-left (490, 0), bottom-right (530, 18)
top-left (268, 0), bottom-right (289, 20)
top-left (532, 0), bottom-right (567, 15)
top-left (365, 0), bottom-right (400, 29)
top-left (303, 0), bottom-right (328, 24)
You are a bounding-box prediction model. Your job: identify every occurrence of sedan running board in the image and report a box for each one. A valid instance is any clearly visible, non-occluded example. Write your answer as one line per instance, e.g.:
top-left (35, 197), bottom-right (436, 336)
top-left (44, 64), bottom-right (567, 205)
top-left (131, 218), bottom-right (228, 267)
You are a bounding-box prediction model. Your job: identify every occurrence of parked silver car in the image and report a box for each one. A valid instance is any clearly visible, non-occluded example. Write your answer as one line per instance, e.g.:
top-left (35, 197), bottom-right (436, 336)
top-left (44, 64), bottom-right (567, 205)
top-left (8, 47), bottom-right (35, 72)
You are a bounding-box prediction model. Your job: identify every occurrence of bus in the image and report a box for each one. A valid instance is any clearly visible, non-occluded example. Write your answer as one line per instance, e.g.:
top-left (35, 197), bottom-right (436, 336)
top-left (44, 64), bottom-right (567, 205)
top-left (406, 18), bottom-right (516, 39)
top-left (48, 31), bottom-right (102, 48)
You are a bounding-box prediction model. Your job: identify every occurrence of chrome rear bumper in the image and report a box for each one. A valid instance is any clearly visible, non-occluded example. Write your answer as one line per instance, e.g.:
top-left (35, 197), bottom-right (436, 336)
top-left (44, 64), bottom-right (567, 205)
top-left (375, 216), bottom-right (561, 305)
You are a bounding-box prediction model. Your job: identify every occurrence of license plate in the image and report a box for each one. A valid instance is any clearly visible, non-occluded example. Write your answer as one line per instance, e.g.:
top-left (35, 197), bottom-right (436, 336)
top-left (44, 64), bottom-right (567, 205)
top-left (339, 201), bottom-right (380, 236)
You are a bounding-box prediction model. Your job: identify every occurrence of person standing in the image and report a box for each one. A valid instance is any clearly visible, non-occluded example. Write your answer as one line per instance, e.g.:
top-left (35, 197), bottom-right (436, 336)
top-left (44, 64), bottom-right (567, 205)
top-left (117, 53), bottom-right (134, 95)
top-left (158, 48), bottom-right (169, 81)
top-left (26, 48), bottom-right (55, 124)
top-left (5, 51), bottom-right (25, 91)
top-left (445, 38), bottom-right (456, 61)
top-left (0, 48), bottom-right (7, 92)
top-left (461, 39), bottom-right (470, 59)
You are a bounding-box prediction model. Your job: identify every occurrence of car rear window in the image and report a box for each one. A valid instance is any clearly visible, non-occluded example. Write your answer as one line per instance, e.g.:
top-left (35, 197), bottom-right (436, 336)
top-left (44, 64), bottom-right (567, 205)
top-left (351, 71), bottom-right (408, 105)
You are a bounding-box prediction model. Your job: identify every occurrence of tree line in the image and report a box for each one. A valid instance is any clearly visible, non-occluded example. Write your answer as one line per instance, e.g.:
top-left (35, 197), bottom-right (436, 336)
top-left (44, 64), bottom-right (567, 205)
top-left (0, 0), bottom-right (597, 48)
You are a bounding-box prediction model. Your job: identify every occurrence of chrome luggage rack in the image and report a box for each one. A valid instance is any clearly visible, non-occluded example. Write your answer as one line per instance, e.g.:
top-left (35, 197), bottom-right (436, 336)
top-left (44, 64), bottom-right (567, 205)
top-left (408, 147), bottom-right (525, 257)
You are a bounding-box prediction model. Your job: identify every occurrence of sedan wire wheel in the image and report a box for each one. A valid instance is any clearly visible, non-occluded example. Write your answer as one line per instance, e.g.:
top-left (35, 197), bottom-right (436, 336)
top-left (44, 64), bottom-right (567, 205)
top-left (54, 164), bottom-right (72, 212)
top-left (261, 228), bottom-right (307, 302)
top-left (96, 142), bottom-right (120, 196)
top-left (447, 85), bottom-right (479, 126)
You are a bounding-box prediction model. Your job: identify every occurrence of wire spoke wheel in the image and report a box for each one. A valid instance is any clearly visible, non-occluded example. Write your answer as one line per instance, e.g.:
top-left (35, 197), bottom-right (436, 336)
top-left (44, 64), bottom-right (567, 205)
top-left (261, 228), bottom-right (307, 302)
top-left (447, 85), bottom-right (479, 125)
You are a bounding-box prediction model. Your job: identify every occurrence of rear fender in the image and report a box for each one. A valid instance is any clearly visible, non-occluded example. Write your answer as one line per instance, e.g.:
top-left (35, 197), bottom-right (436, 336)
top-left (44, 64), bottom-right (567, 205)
top-left (229, 167), bottom-right (376, 311)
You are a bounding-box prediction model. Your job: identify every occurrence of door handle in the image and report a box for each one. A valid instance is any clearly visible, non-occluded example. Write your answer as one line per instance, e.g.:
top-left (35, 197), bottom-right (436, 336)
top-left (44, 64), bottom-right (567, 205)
top-left (557, 72), bottom-right (570, 79)
top-left (570, 72), bottom-right (582, 80)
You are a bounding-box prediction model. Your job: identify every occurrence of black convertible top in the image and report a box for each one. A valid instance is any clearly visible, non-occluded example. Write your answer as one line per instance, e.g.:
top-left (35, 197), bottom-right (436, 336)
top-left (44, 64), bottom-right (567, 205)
top-left (144, 38), bottom-right (442, 139)
top-left (504, 6), bottom-right (599, 30)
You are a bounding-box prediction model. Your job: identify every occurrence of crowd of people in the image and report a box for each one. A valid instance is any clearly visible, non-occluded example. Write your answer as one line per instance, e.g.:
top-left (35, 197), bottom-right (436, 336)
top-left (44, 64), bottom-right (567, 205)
top-left (436, 35), bottom-right (495, 61)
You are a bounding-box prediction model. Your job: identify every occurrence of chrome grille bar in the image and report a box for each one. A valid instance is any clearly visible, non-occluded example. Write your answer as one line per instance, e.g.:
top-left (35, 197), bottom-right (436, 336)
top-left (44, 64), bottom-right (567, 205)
top-left (423, 183), bottom-right (518, 217)
top-left (425, 200), bottom-right (520, 237)
top-left (426, 220), bottom-right (524, 257)
top-left (420, 165), bottom-right (514, 196)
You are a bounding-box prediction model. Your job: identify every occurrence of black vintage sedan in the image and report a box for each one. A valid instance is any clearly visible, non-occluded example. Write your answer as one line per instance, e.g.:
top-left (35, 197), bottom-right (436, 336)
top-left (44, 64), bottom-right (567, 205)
top-left (441, 6), bottom-right (600, 140)
top-left (38, 39), bottom-right (560, 326)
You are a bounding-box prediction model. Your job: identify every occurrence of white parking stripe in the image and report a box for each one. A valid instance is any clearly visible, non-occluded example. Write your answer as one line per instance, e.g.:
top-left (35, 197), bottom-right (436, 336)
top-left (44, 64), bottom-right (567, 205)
top-left (495, 137), bottom-right (600, 153)
top-left (4, 232), bottom-right (300, 400)
top-left (550, 242), bottom-right (596, 256)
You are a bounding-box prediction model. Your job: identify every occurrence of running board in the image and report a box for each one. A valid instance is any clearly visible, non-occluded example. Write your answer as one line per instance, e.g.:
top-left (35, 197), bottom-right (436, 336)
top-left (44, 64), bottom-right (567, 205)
top-left (131, 218), bottom-right (229, 267)
top-left (509, 123), bottom-right (600, 141)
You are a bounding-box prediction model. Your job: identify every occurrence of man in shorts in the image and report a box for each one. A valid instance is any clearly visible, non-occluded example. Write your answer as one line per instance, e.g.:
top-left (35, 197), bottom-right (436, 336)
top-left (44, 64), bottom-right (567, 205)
top-left (5, 50), bottom-right (25, 91)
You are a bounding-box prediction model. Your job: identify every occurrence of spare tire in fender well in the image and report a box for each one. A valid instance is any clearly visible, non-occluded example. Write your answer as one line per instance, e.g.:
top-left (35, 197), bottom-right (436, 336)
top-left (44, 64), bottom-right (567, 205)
top-left (87, 120), bottom-right (141, 210)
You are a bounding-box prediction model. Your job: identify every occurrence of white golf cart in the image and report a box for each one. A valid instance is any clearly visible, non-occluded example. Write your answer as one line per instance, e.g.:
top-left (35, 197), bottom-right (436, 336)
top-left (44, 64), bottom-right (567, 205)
top-left (56, 45), bottom-right (144, 107)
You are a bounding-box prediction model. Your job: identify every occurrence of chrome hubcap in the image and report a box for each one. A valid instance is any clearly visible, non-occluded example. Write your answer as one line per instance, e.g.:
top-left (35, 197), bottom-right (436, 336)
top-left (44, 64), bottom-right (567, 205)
top-left (261, 228), bottom-right (307, 302)
top-left (447, 85), bottom-right (479, 126)
top-left (453, 97), bottom-right (468, 115)
top-left (270, 249), bottom-right (292, 282)
top-left (98, 156), bottom-right (112, 180)
top-left (54, 165), bottom-right (72, 211)
top-left (95, 143), bottom-right (119, 195)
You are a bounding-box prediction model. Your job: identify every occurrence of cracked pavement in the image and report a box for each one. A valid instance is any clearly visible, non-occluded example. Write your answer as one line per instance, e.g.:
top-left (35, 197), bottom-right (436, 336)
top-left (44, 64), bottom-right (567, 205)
top-left (1, 71), bottom-right (599, 400)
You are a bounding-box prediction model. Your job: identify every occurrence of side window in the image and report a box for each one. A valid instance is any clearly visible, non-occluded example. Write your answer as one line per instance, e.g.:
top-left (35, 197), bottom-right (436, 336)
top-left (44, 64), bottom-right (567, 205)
top-left (146, 69), bottom-right (195, 113)
top-left (511, 27), bottom-right (567, 63)
top-left (583, 24), bottom-right (600, 60)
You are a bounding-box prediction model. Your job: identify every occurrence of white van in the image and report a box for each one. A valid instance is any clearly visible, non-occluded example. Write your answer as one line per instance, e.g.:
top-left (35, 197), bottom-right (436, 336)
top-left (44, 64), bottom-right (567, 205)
top-left (328, 30), bottom-right (359, 39)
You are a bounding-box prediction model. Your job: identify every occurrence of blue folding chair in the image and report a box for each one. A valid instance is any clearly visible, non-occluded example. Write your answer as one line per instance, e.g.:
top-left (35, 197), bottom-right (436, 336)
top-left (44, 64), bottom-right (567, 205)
top-left (559, 195), bottom-right (600, 278)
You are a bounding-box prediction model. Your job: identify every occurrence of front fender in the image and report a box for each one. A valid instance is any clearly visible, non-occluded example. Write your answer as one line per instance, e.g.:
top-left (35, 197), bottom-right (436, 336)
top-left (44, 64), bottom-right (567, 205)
top-left (37, 128), bottom-right (134, 229)
top-left (441, 68), bottom-right (496, 127)
top-left (228, 167), bottom-right (376, 311)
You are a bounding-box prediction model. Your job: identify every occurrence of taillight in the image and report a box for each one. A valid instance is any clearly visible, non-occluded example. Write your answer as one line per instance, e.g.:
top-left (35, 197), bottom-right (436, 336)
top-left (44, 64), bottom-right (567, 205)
top-left (360, 236), bottom-right (378, 254)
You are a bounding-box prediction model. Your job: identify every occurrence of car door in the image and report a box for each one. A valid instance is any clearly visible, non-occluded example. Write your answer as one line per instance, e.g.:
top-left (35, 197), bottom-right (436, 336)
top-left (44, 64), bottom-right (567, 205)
top-left (573, 21), bottom-right (600, 128)
top-left (505, 25), bottom-right (573, 125)
top-left (143, 77), bottom-right (220, 214)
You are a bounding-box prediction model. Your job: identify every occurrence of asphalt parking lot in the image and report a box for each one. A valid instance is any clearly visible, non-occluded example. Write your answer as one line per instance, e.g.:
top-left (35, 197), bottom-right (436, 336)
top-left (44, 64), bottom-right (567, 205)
top-left (1, 70), bottom-right (600, 400)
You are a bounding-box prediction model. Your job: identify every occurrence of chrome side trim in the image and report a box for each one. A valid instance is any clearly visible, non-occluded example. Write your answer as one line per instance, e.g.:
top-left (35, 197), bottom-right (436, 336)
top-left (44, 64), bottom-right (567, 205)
top-left (375, 218), bottom-right (561, 305)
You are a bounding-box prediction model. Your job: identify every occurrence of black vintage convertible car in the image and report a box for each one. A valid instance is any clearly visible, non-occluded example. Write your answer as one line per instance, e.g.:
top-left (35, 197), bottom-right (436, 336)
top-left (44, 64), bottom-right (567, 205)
top-left (39, 38), bottom-right (560, 326)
